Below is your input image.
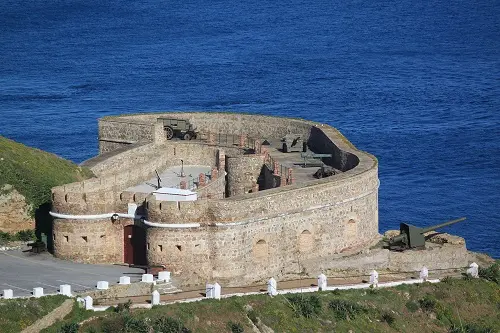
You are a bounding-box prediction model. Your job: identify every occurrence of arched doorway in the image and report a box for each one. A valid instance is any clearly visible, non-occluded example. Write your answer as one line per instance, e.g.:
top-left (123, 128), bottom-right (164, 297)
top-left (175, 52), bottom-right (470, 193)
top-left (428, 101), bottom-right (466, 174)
top-left (124, 225), bottom-right (147, 265)
top-left (298, 230), bottom-right (313, 252)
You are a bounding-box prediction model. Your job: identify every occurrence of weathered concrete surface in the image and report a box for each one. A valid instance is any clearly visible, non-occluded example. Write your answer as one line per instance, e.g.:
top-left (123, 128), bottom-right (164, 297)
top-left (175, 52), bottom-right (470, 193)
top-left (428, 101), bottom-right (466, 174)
top-left (0, 250), bottom-right (143, 297)
top-left (21, 299), bottom-right (73, 333)
top-left (0, 185), bottom-right (34, 233)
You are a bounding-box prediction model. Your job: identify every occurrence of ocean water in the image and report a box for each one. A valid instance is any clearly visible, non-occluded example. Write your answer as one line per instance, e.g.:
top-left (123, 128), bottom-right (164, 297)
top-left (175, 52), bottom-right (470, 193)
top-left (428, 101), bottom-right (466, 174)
top-left (0, 0), bottom-right (498, 257)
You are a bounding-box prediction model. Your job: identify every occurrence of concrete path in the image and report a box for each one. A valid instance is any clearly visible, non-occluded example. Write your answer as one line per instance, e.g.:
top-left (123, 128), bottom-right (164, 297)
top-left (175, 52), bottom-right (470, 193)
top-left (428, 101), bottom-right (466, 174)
top-left (0, 249), bottom-right (143, 297)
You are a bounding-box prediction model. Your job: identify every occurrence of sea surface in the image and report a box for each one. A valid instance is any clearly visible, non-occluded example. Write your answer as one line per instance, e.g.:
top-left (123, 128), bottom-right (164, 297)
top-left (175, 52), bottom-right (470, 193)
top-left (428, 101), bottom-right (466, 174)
top-left (0, 0), bottom-right (498, 258)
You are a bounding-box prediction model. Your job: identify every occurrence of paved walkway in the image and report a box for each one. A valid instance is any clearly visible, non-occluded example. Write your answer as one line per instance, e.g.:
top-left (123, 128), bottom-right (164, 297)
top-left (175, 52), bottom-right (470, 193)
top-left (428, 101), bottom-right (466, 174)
top-left (0, 249), bottom-right (143, 297)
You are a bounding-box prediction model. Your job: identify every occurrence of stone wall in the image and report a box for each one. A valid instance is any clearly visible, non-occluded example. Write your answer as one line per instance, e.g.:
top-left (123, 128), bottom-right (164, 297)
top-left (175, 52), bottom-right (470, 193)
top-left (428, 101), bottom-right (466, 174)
top-left (226, 155), bottom-right (266, 196)
top-left (98, 119), bottom-right (155, 154)
top-left (52, 218), bottom-right (131, 263)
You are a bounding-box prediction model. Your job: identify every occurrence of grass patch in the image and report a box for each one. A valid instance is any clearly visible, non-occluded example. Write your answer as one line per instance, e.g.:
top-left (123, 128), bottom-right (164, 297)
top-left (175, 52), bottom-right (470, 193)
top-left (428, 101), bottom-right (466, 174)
top-left (41, 277), bottom-right (500, 333)
top-left (0, 295), bottom-right (67, 333)
top-left (0, 229), bottom-right (36, 245)
top-left (0, 136), bottom-right (94, 217)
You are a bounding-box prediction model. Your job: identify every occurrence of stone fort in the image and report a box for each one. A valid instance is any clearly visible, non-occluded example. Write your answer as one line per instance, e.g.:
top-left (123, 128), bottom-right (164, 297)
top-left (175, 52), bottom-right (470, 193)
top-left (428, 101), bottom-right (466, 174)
top-left (50, 112), bottom-right (380, 286)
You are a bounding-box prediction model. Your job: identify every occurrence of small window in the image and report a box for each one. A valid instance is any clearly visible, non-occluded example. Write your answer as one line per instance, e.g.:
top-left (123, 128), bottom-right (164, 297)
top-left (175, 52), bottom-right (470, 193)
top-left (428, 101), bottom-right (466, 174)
top-left (64, 235), bottom-right (69, 242)
top-left (176, 245), bottom-right (182, 251)
top-left (82, 236), bottom-right (88, 242)
top-left (64, 194), bottom-right (68, 202)
top-left (100, 235), bottom-right (106, 239)
top-left (158, 245), bottom-right (163, 252)
top-left (119, 193), bottom-right (123, 201)
top-left (53, 233), bottom-right (56, 241)
top-left (159, 203), bottom-right (162, 210)
top-left (147, 243), bottom-right (150, 250)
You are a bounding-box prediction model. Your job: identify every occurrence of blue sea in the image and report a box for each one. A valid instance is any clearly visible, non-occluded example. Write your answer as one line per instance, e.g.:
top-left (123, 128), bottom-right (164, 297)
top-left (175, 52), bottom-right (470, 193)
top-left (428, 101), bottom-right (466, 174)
top-left (0, 0), bottom-right (498, 258)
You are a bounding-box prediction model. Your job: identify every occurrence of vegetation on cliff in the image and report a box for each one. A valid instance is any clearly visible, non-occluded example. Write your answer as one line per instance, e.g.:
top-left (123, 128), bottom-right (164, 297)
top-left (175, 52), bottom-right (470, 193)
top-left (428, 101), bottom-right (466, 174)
top-left (37, 265), bottom-right (499, 333)
top-left (0, 136), bottom-right (94, 217)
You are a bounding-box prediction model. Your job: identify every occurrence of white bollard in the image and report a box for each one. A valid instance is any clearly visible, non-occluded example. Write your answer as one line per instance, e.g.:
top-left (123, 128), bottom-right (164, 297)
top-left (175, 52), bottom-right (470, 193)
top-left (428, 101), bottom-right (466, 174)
top-left (205, 283), bottom-right (214, 298)
top-left (97, 281), bottom-right (109, 290)
top-left (213, 282), bottom-right (221, 300)
top-left (467, 262), bottom-right (479, 278)
top-left (158, 271), bottom-right (171, 282)
top-left (84, 296), bottom-right (93, 310)
top-left (151, 290), bottom-right (160, 305)
top-left (317, 274), bottom-right (327, 291)
top-left (142, 274), bottom-right (154, 283)
top-left (267, 278), bottom-right (277, 296)
top-left (3, 289), bottom-right (13, 299)
top-left (369, 270), bottom-right (379, 287)
top-left (119, 276), bottom-right (131, 285)
top-left (59, 284), bottom-right (72, 297)
top-left (76, 297), bottom-right (85, 308)
top-left (33, 287), bottom-right (44, 298)
top-left (420, 266), bottom-right (429, 281)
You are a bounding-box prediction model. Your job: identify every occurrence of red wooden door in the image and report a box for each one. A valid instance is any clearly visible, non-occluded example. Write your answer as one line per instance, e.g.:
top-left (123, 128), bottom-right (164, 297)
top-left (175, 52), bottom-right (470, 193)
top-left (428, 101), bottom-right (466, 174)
top-left (124, 225), bottom-right (146, 265)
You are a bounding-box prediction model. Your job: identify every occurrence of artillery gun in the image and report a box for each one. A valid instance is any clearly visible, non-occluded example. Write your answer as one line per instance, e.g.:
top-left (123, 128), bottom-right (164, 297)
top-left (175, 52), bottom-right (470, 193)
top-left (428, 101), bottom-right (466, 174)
top-left (159, 117), bottom-right (198, 140)
top-left (388, 217), bottom-right (466, 251)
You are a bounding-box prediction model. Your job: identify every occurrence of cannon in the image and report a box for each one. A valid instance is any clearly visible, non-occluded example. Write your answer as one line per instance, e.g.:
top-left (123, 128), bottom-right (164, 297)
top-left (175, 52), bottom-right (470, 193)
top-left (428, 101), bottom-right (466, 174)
top-left (388, 217), bottom-right (466, 251)
top-left (158, 117), bottom-right (198, 140)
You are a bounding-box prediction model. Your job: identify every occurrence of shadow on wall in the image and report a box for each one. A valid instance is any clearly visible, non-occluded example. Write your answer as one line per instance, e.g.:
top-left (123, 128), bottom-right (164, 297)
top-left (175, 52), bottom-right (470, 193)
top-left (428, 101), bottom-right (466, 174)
top-left (257, 164), bottom-right (280, 191)
top-left (308, 127), bottom-right (359, 172)
top-left (35, 202), bottom-right (53, 253)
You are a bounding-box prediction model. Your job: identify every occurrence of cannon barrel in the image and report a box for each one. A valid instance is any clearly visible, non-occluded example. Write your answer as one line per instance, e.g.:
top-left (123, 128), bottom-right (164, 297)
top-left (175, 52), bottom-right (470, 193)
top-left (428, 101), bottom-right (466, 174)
top-left (420, 217), bottom-right (466, 234)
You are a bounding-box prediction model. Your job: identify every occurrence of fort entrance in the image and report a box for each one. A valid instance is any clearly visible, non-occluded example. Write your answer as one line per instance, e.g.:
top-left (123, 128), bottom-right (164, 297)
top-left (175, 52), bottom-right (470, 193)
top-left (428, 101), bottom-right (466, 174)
top-left (124, 225), bottom-right (147, 265)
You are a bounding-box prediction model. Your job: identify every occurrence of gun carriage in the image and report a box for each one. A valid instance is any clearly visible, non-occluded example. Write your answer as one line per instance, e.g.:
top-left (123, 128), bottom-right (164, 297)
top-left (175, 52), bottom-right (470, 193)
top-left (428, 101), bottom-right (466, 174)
top-left (159, 118), bottom-right (198, 140)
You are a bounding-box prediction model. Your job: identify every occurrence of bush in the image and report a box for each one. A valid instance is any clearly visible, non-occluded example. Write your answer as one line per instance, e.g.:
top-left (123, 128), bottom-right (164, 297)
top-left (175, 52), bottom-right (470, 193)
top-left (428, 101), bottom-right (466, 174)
top-left (442, 276), bottom-right (454, 284)
top-left (328, 299), bottom-right (367, 320)
top-left (16, 229), bottom-right (36, 241)
top-left (123, 316), bottom-right (150, 333)
top-left (115, 299), bottom-right (132, 313)
top-left (227, 321), bottom-right (245, 333)
top-left (58, 322), bottom-right (79, 333)
top-left (153, 316), bottom-right (191, 333)
top-left (478, 262), bottom-right (499, 284)
top-left (286, 294), bottom-right (322, 318)
top-left (380, 312), bottom-right (395, 325)
top-left (405, 300), bottom-right (419, 313)
top-left (419, 294), bottom-right (438, 312)
top-left (449, 323), bottom-right (496, 333)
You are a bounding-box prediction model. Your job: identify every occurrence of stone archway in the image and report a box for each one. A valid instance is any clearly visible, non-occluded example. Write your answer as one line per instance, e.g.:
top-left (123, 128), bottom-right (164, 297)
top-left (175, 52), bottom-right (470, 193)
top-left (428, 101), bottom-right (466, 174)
top-left (253, 239), bottom-right (269, 261)
top-left (298, 230), bottom-right (314, 252)
top-left (345, 218), bottom-right (358, 241)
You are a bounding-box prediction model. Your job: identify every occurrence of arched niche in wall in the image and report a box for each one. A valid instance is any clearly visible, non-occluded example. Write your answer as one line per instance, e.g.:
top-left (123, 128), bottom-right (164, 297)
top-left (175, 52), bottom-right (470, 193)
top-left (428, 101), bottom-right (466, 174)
top-left (253, 239), bottom-right (269, 262)
top-left (298, 230), bottom-right (314, 253)
top-left (345, 218), bottom-right (358, 241)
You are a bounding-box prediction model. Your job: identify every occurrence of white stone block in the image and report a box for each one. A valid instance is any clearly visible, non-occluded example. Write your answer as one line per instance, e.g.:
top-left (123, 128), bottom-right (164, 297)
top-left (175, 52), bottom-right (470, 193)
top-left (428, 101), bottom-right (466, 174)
top-left (33, 287), bottom-right (44, 298)
top-left (97, 281), bottom-right (109, 290)
top-left (467, 262), bottom-right (479, 278)
top-left (142, 274), bottom-right (154, 283)
top-left (151, 290), bottom-right (160, 305)
top-left (3, 289), bottom-right (13, 299)
top-left (59, 284), bottom-right (72, 297)
top-left (369, 270), bottom-right (379, 287)
top-left (128, 203), bottom-right (138, 216)
top-left (119, 276), bottom-right (131, 285)
top-left (318, 274), bottom-right (327, 291)
top-left (213, 282), bottom-right (221, 300)
top-left (84, 296), bottom-right (93, 310)
top-left (419, 267), bottom-right (429, 281)
top-left (76, 297), bottom-right (85, 308)
top-left (267, 278), bottom-right (277, 296)
top-left (158, 271), bottom-right (171, 282)
top-left (205, 283), bottom-right (214, 298)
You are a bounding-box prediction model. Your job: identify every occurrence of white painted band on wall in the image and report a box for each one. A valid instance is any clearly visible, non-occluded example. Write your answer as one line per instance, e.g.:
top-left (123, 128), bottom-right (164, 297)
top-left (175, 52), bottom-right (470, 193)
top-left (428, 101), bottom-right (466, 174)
top-left (142, 220), bottom-right (201, 228)
top-left (49, 211), bottom-right (135, 220)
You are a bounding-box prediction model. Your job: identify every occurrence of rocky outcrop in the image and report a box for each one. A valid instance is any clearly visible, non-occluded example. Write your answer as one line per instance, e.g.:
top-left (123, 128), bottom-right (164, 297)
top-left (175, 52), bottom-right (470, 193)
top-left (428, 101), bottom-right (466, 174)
top-left (0, 184), bottom-right (34, 233)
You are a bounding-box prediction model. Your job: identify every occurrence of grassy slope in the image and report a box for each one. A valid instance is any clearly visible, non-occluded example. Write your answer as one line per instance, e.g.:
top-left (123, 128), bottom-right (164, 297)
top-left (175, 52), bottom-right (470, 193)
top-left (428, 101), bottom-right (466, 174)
top-left (0, 136), bottom-right (94, 216)
top-left (0, 295), bottom-right (68, 333)
top-left (41, 277), bottom-right (499, 333)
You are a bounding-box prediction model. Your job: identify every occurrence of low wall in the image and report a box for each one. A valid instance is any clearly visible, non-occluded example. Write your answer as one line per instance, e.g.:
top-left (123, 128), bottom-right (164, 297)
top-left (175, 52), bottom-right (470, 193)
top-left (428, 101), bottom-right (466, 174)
top-left (21, 299), bottom-right (74, 333)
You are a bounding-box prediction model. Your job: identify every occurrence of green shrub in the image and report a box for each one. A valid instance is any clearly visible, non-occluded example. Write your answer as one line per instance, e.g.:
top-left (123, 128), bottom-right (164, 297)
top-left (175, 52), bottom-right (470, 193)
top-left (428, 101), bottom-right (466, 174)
top-left (419, 294), bottom-right (438, 312)
top-left (153, 316), bottom-right (191, 333)
top-left (115, 299), bottom-right (132, 313)
top-left (442, 276), bottom-right (454, 284)
top-left (58, 322), bottom-right (79, 333)
top-left (247, 310), bottom-right (258, 325)
top-left (328, 299), bottom-right (367, 320)
top-left (16, 229), bottom-right (36, 241)
top-left (227, 321), bottom-right (245, 333)
top-left (123, 316), bottom-right (150, 333)
top-left (380, 312), bottom-right (395, 325)
top-left (478, 262), bottom-right (499, 284)
top-left (405, 300), bottom-right (419, 313)
top-left (286, 294), bottom-right (322, 318)
top-left (449, 323), bottom-right (496, 333)
top-left (102, 316), bottom-right (126, 333)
